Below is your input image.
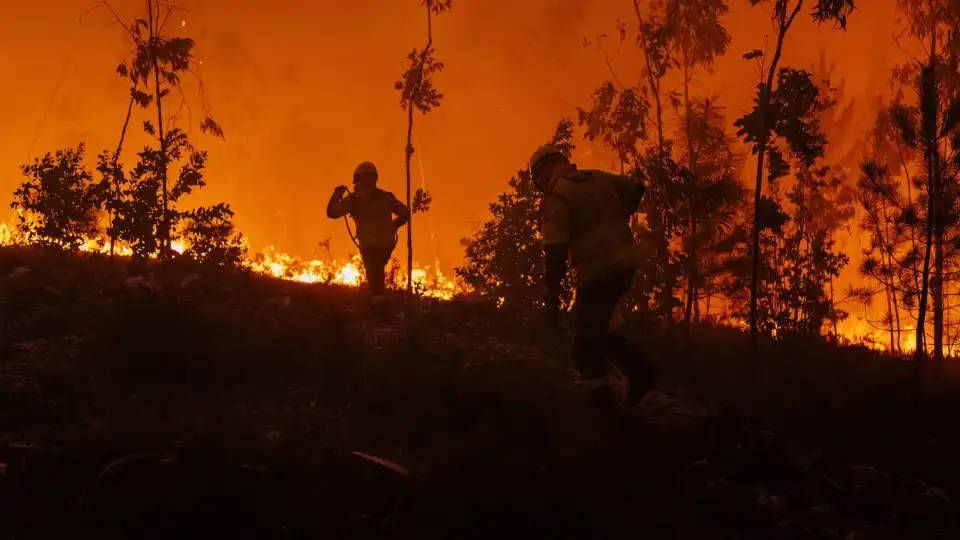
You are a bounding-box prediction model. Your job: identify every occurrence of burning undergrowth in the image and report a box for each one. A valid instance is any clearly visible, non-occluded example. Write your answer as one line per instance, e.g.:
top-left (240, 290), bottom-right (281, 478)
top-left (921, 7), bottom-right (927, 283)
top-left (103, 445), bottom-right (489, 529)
top-left (0, 246), bottom-right (958, 538)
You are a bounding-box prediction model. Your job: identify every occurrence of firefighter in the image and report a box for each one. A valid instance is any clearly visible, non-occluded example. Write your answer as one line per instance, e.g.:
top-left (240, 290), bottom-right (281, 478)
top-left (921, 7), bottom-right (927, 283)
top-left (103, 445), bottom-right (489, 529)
top-left (326, 161), bottom-right (411, 296)
top-left (530, 144), bottom-right (654, 408)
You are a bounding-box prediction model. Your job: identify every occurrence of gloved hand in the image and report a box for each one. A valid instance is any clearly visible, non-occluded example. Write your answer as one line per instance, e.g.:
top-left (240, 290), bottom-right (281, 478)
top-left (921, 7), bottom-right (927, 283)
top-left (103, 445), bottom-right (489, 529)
top-left (334, 185), bottom-right (349, 198)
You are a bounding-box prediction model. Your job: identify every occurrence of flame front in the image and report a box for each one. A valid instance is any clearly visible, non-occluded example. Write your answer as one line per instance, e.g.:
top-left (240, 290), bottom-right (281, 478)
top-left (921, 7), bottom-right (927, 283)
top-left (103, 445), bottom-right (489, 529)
top-left (0, 222), bottom-right (456, 299)
top-left (0, 220), bottom-right (939, 352)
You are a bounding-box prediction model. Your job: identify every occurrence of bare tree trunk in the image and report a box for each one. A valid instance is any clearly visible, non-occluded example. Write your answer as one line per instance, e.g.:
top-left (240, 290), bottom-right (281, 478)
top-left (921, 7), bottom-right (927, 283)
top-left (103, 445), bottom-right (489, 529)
top-left (405, 106), bottom-right (415, 293)
top-left (148, 0), bottom-right (170, 259)
top-left (404, 4), bottom-right (435, 293)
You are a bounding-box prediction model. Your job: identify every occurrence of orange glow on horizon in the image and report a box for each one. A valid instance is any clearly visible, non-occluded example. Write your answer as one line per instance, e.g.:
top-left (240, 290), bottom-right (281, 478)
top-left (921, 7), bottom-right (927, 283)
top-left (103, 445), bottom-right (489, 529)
top-left (0, 0), bottom-right (938, 351)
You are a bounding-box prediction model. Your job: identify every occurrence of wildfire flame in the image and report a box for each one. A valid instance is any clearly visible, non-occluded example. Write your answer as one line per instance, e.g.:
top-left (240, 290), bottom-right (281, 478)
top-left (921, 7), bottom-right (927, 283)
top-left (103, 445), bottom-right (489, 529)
top-left (0, 222), bottom-right (456, 300)
top-left (0, 221), bottom-right (939, 353)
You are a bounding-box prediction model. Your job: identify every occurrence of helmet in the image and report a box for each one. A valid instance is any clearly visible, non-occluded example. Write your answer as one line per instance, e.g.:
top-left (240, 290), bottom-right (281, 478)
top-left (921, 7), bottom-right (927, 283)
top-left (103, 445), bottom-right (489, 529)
top-left (353, 161), bottom-right (379, 183)
top-left (528, 145), bottom-right (566, 180)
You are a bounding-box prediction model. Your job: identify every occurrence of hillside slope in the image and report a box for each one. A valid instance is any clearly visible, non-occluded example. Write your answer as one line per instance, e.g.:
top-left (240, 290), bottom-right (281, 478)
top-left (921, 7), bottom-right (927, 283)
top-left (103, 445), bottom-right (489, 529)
top-left (0, 247), bottom-right (957, 539)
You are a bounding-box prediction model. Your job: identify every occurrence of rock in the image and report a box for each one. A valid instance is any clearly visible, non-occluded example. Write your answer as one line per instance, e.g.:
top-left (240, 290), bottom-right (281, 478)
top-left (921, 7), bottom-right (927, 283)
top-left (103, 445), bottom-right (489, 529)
top-left (179, 274), bottom-right (201, 288)
top-left (125, 275), bottom-right (161, 291)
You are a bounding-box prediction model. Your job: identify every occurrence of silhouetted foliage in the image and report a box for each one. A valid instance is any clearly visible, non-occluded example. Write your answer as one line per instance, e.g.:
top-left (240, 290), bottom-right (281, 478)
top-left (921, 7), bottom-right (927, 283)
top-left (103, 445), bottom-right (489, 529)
top-left (661, 0), bottom-right (731, 70)
top-left (412, 188), bottom-right (432, 214)
top-left (725, 55), bottom-right (855, 340)
top-left (395, 49), bottom-right (445, 115)
top-left (182, 203), bottom-right (247, 266)
top-left (102, 0), bottom-right (224, 258)
top-left (457, 119), bottom-right (576, 312)
top-left (672, 98), bottom-right (747, 323)
top-left (738, 0), bottom-right (854, 353)
top-left (110, 129), bottom-right (206, 259)
top-left (737, 68), bottom-right (832, 180)
top-left (11, 144), bottom-right (105, 250)
top-left (578, 82), bottom-right (649, 172)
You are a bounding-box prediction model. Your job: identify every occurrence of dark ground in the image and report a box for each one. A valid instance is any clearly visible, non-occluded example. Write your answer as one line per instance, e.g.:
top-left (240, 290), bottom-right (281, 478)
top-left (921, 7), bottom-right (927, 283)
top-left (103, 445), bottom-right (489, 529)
top-left (0, 246), bottom-right (958, 539)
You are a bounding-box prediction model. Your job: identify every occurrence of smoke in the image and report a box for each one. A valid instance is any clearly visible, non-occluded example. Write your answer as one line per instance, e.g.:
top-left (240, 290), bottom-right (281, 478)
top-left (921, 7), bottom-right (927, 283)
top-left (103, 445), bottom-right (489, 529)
top-left (1, 0), bottom-right (909, 289)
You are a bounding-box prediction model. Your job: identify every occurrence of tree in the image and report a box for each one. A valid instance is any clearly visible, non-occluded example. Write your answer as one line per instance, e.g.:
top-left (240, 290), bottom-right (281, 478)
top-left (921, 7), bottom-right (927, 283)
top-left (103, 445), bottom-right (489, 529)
top-left (395, 0), bottom-right (452, 293)
top-left (672, 98), bottom-right (746, 325)
top-left (632, 0), bottom-right (673, 152)
top-left (182, 203), bottom-right (247, 266)
top-left (885, 0), bottom-right (960, 365)
top-left (581, 4), bottom-right (737, 324)
top-left (110, 129), bottom-right (206, 259)
top-left (659, 0), bottom-right (733, 327)
top-left (736, 0), bottom-right (855, 357)
top-left (576, 77), bottom-right (684, 320)
top-left (11, 144), bottom-right (105, 250)
top-left (457, 119), bottom-right (576, 313)
top-left (855, 156), bottom-right (907, 355)
top-left (103, 0), bottom-right (224, 259)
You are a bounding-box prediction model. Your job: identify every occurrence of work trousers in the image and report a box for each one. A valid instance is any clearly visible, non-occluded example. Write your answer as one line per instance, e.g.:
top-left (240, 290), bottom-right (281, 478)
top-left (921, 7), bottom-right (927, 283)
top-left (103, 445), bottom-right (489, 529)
top-left (572, 266), bottom-right (647, 381)
top-left (361, 246), bottom-right (394, 295)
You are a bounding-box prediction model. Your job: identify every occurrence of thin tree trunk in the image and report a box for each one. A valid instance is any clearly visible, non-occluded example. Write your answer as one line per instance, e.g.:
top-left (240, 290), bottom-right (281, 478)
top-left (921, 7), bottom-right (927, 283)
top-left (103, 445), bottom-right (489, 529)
top-left (404, 3), bottom-right (435, 293)
top-left (109, 92), bottom-right (136, 257)
top-left (915, 11), bottom-right (939, 372)
top-left (750, 1), bottom-right (803, 356)
top-left (876, 197), bottom-right (901, 354)
top-left (633, 0), bottom-right (665, 152)
top-left (898, 145), bottom-right (923, 344)
top-left (934, 223), bottom-right (944, 362)
top-left (682, 47), bottom-right (698, 331)
top-left (881, 199), bottom-right (903, 356)
top-left (148, 0), bottom-right (170, 259)
top-left (830, 276), bottom-right (839, 341)
top-left (633, 0), bottom-right (673, 319)
top-left (405, 105), bottom-right (415, 293)
top-left (933, 128), bottom-right (947, 365)
top-left (827, 230), bottom-right (838, 340)
top-left (884, 253), bottom-right (896, 352)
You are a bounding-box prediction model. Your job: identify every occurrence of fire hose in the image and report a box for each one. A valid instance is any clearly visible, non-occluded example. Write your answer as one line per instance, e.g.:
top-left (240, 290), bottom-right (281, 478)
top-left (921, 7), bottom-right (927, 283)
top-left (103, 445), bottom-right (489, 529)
top-left (339, 186), bottom-right (361, 250)
top-left (338, 186), bottom-right (400, 251)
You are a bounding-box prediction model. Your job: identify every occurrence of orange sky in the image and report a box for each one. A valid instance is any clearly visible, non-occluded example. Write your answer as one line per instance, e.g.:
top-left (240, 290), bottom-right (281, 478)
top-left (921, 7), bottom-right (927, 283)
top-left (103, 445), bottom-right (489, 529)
top-left (2, 0), bottom-right (906, 313)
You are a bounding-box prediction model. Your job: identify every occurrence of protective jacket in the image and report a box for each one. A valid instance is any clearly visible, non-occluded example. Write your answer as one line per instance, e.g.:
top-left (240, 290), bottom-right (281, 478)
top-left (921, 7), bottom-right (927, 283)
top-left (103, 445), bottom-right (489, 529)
top-left (541, 166), bottom-right (645, 287)
top-left (327, 188), bottom-right (410, 251)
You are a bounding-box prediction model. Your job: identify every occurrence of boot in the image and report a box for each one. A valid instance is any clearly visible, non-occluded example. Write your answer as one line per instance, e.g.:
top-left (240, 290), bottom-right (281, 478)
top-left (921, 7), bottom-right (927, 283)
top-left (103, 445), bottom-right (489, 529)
top-left (607, 333), bottom-right (655, 404)
top-left (625, 360), bottom-right (654, 404)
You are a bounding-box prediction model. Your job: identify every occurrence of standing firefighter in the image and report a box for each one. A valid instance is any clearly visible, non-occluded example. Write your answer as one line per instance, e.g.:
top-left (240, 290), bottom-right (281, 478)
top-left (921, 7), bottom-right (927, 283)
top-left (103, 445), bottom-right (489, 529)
top-left (530, 145), bottom-right (654, 408)
top-left (327, 161), bottom-right (411, 296)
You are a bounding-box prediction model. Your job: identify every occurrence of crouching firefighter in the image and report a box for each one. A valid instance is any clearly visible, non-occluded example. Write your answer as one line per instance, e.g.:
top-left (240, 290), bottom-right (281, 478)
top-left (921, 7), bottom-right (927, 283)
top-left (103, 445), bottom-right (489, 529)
top-left (529, 145), bottom-right (654, 408)
top-left (326, 161), bottom-right (411, 296)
